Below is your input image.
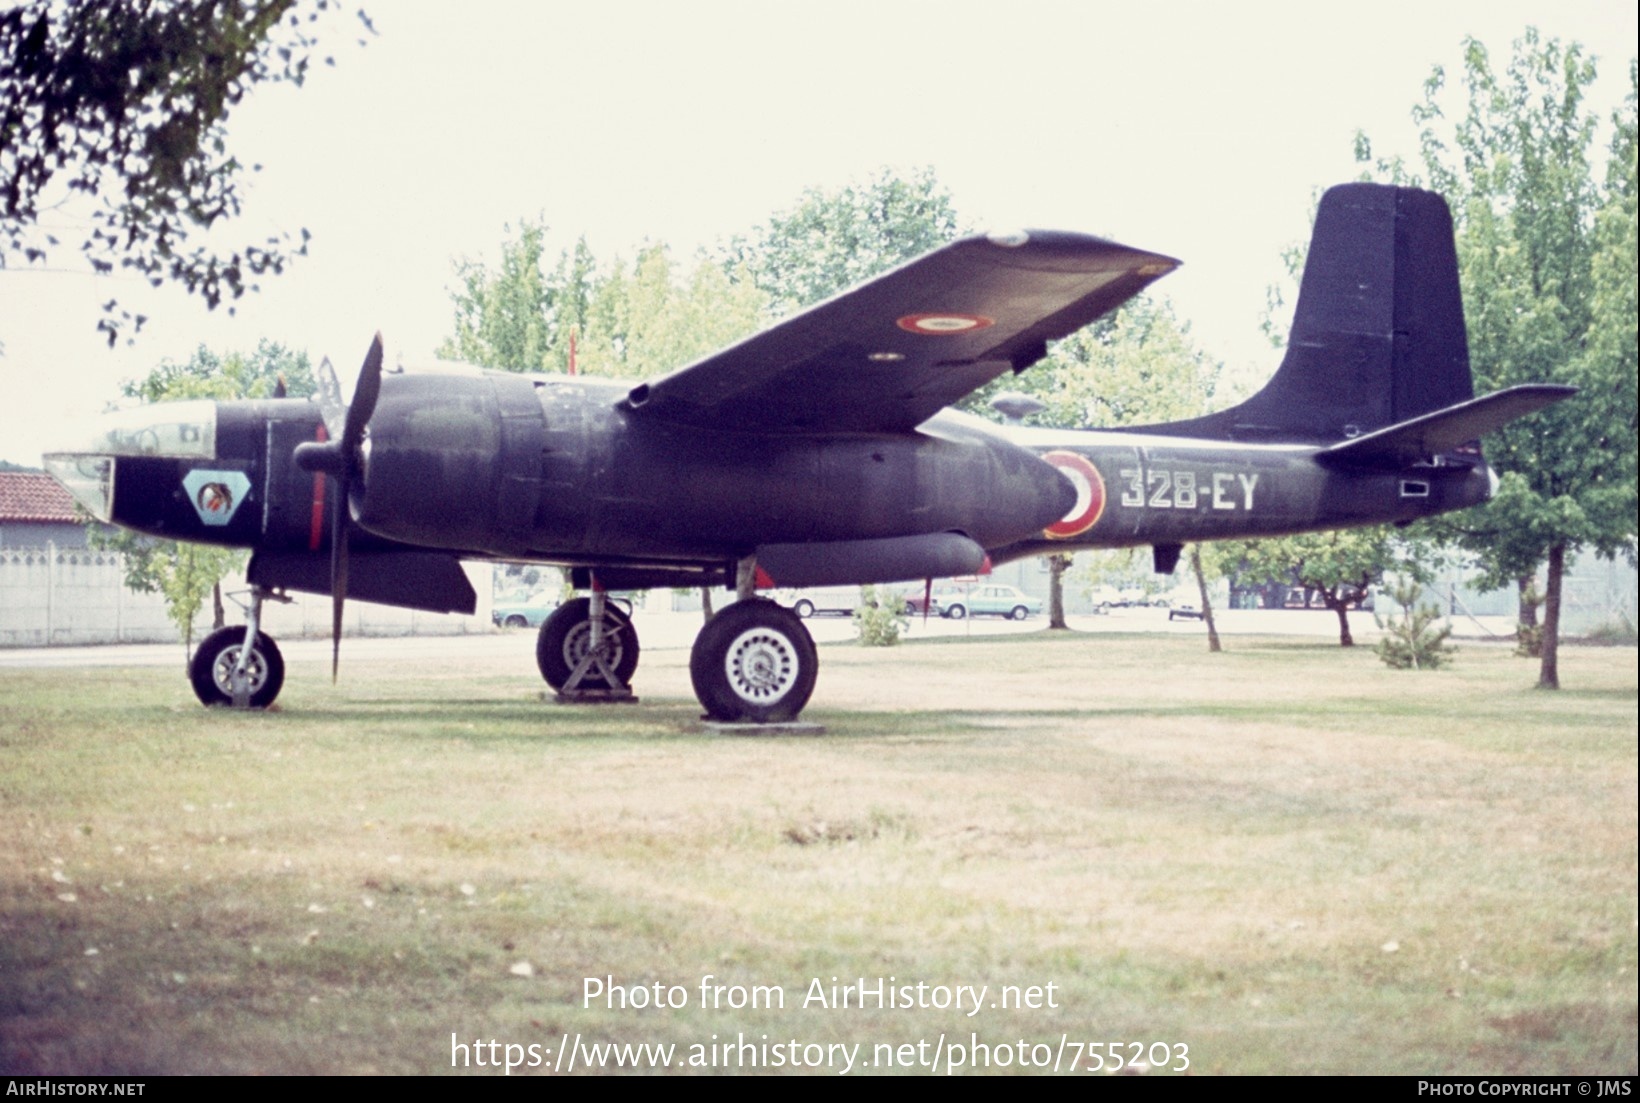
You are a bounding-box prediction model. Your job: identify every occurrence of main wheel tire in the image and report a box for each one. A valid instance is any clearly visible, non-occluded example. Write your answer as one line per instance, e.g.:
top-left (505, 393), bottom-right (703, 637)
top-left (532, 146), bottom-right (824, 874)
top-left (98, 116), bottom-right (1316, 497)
top-left (189, 627), bottom-right (285, 709)
top-left (536, 598), bottom-right (639, 691)
top-left (690, 598), bottom-right (817, 723)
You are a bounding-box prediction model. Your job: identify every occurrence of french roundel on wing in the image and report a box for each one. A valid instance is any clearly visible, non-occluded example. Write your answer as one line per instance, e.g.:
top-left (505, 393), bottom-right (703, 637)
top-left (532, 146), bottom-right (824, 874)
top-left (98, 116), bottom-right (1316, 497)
top-left (896, 313), bottom-right (995, 335)
top-left (1042, 451), bottom-right (1106, 539)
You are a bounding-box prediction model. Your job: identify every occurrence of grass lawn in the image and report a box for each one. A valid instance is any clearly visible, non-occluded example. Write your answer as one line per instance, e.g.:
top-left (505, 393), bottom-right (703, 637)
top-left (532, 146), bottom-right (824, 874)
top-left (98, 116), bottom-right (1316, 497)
top-left (2, 632), bottom-right (1634, 1075)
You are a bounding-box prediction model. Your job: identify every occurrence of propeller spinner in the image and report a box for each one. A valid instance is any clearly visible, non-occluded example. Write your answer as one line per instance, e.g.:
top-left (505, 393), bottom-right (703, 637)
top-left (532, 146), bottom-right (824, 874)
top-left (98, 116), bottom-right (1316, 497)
top-left (294, 333), bottom-right (385, 680)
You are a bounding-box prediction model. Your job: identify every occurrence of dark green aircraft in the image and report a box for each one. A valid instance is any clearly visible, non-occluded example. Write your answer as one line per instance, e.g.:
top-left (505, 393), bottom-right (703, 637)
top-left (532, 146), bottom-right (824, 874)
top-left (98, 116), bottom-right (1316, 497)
top-left (44, 183), bottom-right (1571, 723)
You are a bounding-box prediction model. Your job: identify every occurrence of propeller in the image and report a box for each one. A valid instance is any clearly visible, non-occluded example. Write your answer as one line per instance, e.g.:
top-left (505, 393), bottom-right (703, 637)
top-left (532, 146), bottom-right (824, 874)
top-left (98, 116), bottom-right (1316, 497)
top-left (294, 333), bottom-right (385, 680)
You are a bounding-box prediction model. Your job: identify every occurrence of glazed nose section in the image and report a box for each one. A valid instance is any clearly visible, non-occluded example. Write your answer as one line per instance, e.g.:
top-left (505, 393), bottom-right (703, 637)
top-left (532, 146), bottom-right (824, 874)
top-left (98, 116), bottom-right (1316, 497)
top-left (43, 399), bottom-right (267, 545)
top-left (42, 452), bottom-right (116, 523)
top-left (43, 399), bottom-right (221, 525)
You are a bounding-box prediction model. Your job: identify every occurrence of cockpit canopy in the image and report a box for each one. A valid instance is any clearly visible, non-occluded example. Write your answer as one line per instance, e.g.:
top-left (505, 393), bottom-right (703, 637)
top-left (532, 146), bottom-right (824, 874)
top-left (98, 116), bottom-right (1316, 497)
top-left (42, 400), bottom-right (219, 522)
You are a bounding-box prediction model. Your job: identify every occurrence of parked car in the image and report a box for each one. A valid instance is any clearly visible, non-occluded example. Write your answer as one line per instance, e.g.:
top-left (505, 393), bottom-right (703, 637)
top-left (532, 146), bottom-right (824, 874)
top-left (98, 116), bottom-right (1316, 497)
top-left (936, 583), bottom-right (1042, 620)
top-left (1087, 585), bottom-right (1123, 609)
top-left (901, 586), bottom-right (941, 615)
top-left (1088, 585), bottom-right (1155, 608)
top-left (491, 594), bottom-right (559, 629)
top-left (492, 591), bottom-right (632, 628)
top-left (777, 586), bottom-right (861, 618)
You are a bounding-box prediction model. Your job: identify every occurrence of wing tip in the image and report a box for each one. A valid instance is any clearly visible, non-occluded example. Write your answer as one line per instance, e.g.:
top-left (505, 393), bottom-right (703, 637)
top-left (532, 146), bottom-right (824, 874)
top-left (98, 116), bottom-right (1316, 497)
top-left (962, 228), bottom-right (1181, 274)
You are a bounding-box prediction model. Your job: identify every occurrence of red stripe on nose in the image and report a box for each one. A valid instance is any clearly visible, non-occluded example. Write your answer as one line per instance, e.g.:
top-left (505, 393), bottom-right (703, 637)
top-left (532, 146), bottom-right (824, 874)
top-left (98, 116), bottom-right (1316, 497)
top-left (308, 423), bottom-right (328, 550)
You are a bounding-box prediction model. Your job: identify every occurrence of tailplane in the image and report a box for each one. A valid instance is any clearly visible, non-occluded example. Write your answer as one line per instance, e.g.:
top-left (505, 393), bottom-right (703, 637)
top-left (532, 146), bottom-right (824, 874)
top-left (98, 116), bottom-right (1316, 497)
top-left (1316, 384), bottom-right (1575, 469)
top-left (1143, 183), bottom-right (1477, 445)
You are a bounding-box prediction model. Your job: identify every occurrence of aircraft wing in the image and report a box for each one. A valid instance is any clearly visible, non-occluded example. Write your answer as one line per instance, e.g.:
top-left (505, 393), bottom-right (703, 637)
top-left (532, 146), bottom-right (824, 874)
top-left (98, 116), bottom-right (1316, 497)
top-left (620, 232), bottom-right (1179, 433)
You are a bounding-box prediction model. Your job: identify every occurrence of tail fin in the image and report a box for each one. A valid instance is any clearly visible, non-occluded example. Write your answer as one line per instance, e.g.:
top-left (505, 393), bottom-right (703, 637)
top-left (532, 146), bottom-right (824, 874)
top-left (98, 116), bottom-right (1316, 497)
top-left (1146, 183), bottom-right (1474, 444)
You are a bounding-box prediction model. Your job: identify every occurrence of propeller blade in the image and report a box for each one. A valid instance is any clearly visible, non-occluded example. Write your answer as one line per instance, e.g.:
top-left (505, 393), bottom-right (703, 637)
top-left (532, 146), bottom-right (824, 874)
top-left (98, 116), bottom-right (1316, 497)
top-left (330, 482), bottom-right (349, 682)
top-left (313, 356), bottom-right (347, 441)
top-left (297, 334), bottom-right (384, 684)
top-left (343, 333), bottom-right (384, 454)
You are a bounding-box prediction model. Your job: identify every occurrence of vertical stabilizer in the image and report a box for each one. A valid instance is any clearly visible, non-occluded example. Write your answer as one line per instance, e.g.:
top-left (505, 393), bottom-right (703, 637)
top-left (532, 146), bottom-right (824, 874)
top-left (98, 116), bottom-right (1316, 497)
top-left (1137, 183), bottom-right (1473, 444)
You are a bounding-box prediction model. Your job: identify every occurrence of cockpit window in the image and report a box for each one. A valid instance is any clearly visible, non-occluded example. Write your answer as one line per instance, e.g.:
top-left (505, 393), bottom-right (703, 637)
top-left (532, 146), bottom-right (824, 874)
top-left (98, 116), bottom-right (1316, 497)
top-left (50, 401), bottom-right (218, 459)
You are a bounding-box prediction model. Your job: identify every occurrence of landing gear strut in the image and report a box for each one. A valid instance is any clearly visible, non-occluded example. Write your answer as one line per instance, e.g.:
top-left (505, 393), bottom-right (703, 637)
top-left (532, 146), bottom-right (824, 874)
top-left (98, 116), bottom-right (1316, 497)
top-left (537, 594), bottom-right (640, 702)
top-left (189, 586), bottom-right (287, 709)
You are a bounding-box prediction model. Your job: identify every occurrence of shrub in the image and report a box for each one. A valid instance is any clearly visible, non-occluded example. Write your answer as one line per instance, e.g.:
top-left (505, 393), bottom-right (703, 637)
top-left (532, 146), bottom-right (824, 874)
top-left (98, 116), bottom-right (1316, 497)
top-left (1375, 578), bottom-right (1454, 670)
top-left (853, 585), bottom-right (909, 647)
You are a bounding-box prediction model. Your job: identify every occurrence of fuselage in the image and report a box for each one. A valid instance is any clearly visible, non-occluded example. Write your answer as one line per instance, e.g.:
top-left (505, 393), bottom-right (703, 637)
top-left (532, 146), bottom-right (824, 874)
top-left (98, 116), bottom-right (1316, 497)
top-left (981, 416), bottom-right (1494, 564)
top-left (47, 368), bottom-right (1494, 583)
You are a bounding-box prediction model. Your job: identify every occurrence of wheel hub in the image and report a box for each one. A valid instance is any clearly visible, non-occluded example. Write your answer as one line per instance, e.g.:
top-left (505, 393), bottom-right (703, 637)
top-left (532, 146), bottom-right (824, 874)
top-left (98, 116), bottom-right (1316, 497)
top-left (564, 620), bottom-right (624, 668)
top-left (725, 628), bottom-right (797, 701)
top-left (212, 647), bottom-right (266, 693)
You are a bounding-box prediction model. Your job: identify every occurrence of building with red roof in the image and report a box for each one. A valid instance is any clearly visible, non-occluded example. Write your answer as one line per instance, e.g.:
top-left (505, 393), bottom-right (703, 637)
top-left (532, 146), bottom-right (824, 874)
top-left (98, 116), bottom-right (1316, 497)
top-left (0, 470), bottom-right (91, 548)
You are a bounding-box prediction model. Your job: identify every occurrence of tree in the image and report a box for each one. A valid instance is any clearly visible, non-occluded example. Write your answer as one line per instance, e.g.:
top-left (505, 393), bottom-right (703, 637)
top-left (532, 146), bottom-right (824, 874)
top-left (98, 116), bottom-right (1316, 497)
top-left (119, 337), bottom-right (315, 403)
top-left (578, 244), bottom-right (766, 379)
top-left (730, 165), bottom-right (963, 311)
top-left (91, 341), bottom-right (315, 656)
top-left (1356, 31), bottom-right (1638, 688)
top-left (1187, 545), bottom-right (1222, 653)
top-left (1010, 296), bottom-right (1221, 426)
top-left (440, 229), bottom-right (767, 380)
top-left (439, 218), bottom-right (557, 371)
top-left (445, 169), bottom-right (959, 379)
top-left (1211, 527), bottom-right (1421, 647)
top-left (1375, 576), bottom-right (1456, 670)
top-left (1, 1), bottom-right (370, 345)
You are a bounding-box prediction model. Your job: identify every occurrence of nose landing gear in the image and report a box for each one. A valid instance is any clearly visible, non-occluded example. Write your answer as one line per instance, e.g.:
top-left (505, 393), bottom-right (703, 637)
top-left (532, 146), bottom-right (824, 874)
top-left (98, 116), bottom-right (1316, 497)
top-left (189, 586), bottom-right (288, 709)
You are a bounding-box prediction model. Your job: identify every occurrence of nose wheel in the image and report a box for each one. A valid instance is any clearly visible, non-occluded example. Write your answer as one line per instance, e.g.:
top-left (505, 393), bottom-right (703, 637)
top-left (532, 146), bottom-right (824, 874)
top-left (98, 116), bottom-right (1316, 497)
top-left (189, 586), bottom-right (287, 708)
top-left (690, 598), bottom-right (817, 723)
top-left (190, 626), bottom-right (285, 709)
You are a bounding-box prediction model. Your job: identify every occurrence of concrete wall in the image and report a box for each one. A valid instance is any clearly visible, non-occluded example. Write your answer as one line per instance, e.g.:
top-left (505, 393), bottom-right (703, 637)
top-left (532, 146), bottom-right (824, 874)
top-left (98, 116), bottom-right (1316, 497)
top-left (0, 521), bottom-right (90, 549)
top-left (0, 544), bottom-right (174, 646)
top-left (0, 543), bottom-right (494, 647)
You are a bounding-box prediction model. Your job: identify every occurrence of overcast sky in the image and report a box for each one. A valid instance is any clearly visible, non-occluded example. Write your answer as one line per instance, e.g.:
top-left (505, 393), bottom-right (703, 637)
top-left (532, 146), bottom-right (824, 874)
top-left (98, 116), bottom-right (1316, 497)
top-left (3, 0), bottom-right (1634, 466)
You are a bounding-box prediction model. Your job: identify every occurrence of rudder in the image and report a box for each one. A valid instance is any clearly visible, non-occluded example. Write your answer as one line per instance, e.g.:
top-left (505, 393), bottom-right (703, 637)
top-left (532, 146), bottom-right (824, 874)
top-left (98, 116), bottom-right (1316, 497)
top-left (1138, 183), bottom-right (1473, 444)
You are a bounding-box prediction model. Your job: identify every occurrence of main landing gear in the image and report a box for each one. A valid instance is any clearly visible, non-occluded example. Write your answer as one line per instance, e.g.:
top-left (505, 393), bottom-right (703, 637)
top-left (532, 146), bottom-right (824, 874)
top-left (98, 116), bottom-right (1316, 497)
top-left (690, 598), bottom-right (817, 724)
top-left (535, 590), bottom-right (819, 723)
top-left (537, 594), bottom-right (640, 702)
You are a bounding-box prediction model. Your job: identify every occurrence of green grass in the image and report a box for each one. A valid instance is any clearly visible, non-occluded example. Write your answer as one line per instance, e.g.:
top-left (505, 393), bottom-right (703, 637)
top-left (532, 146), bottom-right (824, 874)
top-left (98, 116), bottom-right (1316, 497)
top-left (2, 634), bottom-right (1635, 1075)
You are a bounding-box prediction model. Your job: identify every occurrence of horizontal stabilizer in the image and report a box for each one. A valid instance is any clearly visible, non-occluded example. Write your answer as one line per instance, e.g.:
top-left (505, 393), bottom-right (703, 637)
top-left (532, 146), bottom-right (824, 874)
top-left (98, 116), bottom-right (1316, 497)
top-left (1317, 385), bottom-right (1576, 468)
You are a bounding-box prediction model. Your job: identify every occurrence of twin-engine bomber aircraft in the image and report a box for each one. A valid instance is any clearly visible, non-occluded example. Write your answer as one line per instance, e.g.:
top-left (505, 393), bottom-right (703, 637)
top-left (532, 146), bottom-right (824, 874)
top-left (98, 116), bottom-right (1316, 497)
top-left (45, 183), bottom-right (1572, 723)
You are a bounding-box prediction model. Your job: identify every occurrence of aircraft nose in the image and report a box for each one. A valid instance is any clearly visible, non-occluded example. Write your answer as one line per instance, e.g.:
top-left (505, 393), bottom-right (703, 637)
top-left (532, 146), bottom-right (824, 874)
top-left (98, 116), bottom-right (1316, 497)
top-left (41, 399), bottom-right (277, 544)
top-left (42, 453), bottom-right (116, 522)
top-left (42, 400), bottom-right (219, 523)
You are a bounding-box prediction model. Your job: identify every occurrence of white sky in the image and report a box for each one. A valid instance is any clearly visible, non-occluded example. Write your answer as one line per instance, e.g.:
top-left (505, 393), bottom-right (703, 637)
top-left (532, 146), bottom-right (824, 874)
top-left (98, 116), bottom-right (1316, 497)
top-left (2, 0), bottom-right (1634, 466)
